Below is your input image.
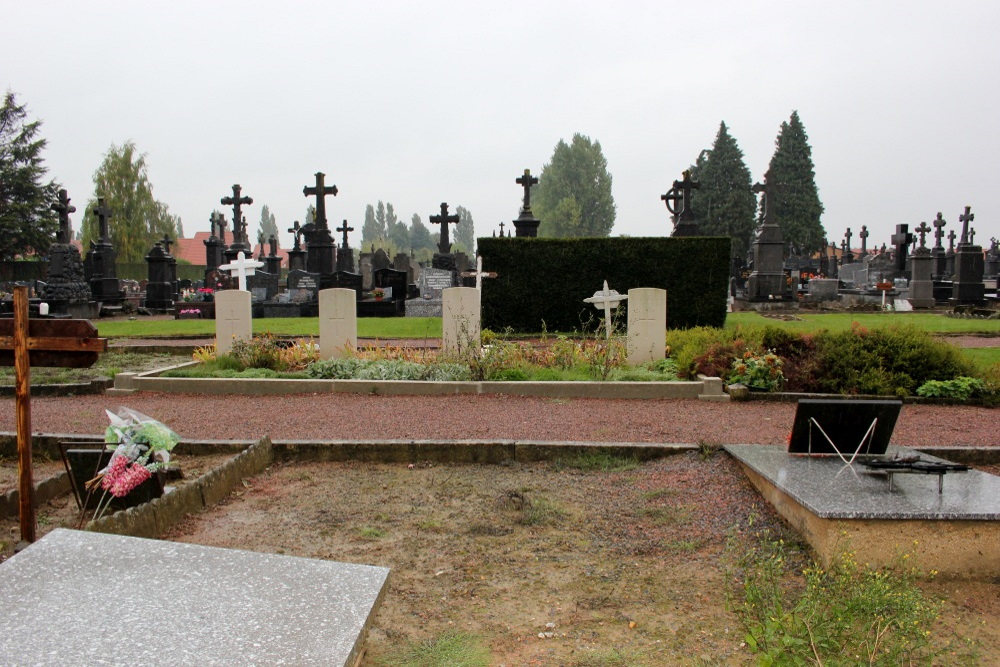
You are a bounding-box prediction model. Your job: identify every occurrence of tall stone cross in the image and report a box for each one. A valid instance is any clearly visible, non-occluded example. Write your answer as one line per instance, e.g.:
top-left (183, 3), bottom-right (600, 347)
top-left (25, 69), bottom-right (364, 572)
top-left (752, 172), bottom-right (779, 226)
top-left (221, 184), bottom-right (253, 244)
top-left (430, 202), bottom-right (460, 254)
top-left (844, 227), bottom-right (853, 252)
top-left (498, 221), bottom-right (506, 237)
top-left (303, 172), bottom-right (338, 230)
top-left (914, 221), bottom-right (931, 249)
top-left (161, 234), bottom-right (174, 256)
top-left (218, 251), bottom-right (265, 291)
top-left (958, 206), bottom-right (974, 245)
top-left (288, 220), bottom-right (301, 250)
top-left (51, 189), bottom-right (76, 244)
top-left (214, 212), bottom-right (227, 243)
top-left (337, 219), bottom-right (353, 249)
top-left (663, 170), bottom-right (700, 223)
top-left (91, 198), bottom-right (113, 242)
top-left (516, 168), bottom-right (538, 213)
top-left (947, 229), bottom-right (956, 252)
top-left (460, 255), bottom-right (498, 290)
top-left (859, 225), bottom-right (869, 256)
top-left (584, 280), bottom-right (628, 340)
top-left (970, 227), bottom-right (976, 244)
top-left (932, 212), bottom-right (946, 248)
top-left (890, 224), bottom-right (913, 271)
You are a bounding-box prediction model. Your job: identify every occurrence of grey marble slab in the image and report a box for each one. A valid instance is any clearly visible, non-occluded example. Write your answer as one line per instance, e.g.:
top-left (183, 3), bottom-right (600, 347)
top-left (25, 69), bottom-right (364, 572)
top-left (725, 444), bottom-right (1000, 520)
top-left (0, 529), bottom-right (390, 666)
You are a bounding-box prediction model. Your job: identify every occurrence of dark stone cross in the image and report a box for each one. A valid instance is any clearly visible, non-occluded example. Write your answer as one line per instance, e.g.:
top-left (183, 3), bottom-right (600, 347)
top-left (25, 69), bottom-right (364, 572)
top-left (288, 221), bottom-right (301, 250)
top-left (161, 234), bottom-right (174, 256)
top-left (666, 170), bottom-right (701, 222)
top-left (498, 221), bottom-right (506, 236)
top-left (336, 220), bottom-right (353, 249)
top-left (970, 228), bottom-right (976, 244)
top-left (947, 229), bottom-right (957, 252)
top-left (91, 198), bottom-right (113, 242)
top-left (214, 212), bottom-right (228, 243)
top-left (257, 232), bottom-right (266, 259)
top-left (221, 184), bottom-right (253, 244)
top-left (269, 235), bottom-right (278, 257)
top-left (958, 206), bottom-right (974, 245)
top-left (890, 224), bottom-right (913, 271)
top-left (914, 221), bottom-right (931, 249)
top-left (859, 225), bottom-right (868, 256)
top-left (516, 169), bottom-right (538, 213)
top-left (751, 173), bottom-right (779, 227)
top-left (303, 172), bottom-right (338, 229)
top-left (430, 202), bottom-right (460, 254)
top-left (932, 212), bottom-right (946, 248)
top-left (51, 189), bottom-right (76, 244)
top-left (844, 227), bottom-right (853, 250)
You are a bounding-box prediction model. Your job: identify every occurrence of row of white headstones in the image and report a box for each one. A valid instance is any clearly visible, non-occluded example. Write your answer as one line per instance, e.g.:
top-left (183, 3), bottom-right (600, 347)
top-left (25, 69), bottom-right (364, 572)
top-left (214, 253), bottom-right (668, 365)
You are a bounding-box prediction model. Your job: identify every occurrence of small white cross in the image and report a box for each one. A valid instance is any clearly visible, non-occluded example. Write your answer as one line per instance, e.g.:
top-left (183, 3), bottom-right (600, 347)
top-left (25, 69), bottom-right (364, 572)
top-left (583, 280), bottom-right (628, 339)
top-left (218, 251), bottom-right (265, 292)
top-left (460, 255), bottom-right (498, 290)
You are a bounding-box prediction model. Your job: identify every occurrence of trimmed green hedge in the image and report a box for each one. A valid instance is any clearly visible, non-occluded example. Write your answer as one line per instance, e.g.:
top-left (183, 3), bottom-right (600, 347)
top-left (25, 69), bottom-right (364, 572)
top-left (477, 236), bottom-right (730, 332)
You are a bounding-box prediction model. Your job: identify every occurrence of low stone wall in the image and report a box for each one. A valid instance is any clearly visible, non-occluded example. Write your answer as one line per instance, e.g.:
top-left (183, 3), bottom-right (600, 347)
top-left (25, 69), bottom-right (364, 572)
top-left (84, 436), bottom-right (273, 539)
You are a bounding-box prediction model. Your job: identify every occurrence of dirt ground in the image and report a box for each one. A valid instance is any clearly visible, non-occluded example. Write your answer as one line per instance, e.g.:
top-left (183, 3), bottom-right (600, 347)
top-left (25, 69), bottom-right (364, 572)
top-left (150, 453), bottom-right (998, 666)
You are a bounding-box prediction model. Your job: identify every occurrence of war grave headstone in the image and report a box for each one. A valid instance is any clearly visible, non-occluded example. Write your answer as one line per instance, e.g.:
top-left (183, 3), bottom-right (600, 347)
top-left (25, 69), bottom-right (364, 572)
top-left (907, 221), bottom-right (935, 308)
top-left (512, 168), bottom-right (541, 237)
top-left (0, 530), bottom-right (389, 667)
top-left (442, 287), bottom-right (481, 356)
top-left (626, 287), bottom-right (666, 365)
top-left (725, 399), bottom-right (1000, 577)
top-left (38, 189), bottom-right (94, 318)
top-left (214, 289), bottom-right (252, 355)
top-left (318, 288), bottom-right (357, 360)
top-left (221, 184), bottom-right (253, 262)
top-left (951, 206), bottom-right (986, 305)
top-left (746, 172), bottom-right (786, 301)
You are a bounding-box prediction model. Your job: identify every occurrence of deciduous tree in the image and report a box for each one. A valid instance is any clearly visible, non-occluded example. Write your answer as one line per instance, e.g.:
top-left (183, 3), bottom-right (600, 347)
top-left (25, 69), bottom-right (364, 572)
top-left (534, 133), bottom-right (615, 237)
top-left (454, 205), bottom-right (475, 253)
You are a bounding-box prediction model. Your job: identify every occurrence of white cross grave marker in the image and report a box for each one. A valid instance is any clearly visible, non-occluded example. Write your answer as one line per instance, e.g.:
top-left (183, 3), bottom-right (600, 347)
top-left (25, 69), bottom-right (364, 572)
top-left (459, 255), bottom-right (498, 290)
top-left (219, 251), bottom-right (265, 292)
top-left (583, 280), bottom-right (628, 339)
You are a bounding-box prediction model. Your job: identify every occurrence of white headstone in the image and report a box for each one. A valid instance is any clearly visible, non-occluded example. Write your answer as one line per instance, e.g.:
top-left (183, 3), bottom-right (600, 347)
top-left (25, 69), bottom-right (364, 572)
top-left (626, 287), bottom-right (667, 365)
top-left (583, 280), bottom-right (627, 339)
top-left (215, 289), bottom-right (252, 355)
top-left (319, 288), bottom-right (357, 360)
top-left (442, 287), bottom-right (481, 356)
top-left (218, 251), bottom-right (265, 292)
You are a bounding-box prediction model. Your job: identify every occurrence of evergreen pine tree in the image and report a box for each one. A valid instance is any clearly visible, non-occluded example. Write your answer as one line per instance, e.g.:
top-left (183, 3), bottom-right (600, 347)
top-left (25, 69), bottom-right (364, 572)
top-left (692, 122), bottom-right (757, 257)
top-left (534, 133), bottom-right (616, 237)
top-left (762, 111), bottom-right (825, 252)
top-left (0, 91), bottom-right (60, 259)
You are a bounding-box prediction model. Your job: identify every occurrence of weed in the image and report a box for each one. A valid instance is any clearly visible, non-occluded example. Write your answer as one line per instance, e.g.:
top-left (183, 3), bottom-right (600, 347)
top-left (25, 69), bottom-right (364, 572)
top-left (571, 648), bottom-right (642, 666)
top-left (664, 539), bottom-right (701, 554)
top-left (518, 496), bottom-right (566, 526)
top-left (558, 451), bottom-right (640, 473)
top-left (638, 505), bottom-right (693, 526)
top-left (378, 630), bottom-right (491, 667)
top-left (417, 518), bottom-right (442, 532)
top-left (697, 442), bottom-right (719, 461)
top-left (357, 526), bottom-right (386, 540)
top-left (640, 488), bottom-right (677, 502)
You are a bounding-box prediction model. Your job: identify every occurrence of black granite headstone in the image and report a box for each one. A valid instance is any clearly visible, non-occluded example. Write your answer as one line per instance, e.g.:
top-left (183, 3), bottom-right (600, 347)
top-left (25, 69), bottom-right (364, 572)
top-left (788, 399), bottom-right (901, 457)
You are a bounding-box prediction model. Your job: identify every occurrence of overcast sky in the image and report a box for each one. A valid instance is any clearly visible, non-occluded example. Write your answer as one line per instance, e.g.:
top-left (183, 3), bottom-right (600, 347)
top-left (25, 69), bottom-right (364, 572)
top-left (4, 0), bottom-right (998, 252)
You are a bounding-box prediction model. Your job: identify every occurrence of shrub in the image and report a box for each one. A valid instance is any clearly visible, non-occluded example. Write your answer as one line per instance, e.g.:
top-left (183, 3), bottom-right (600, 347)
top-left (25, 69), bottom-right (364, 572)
top-left (916, 376), bottom-right (986, 400)
top-left (230, 334), bottom-right (285, 371)
top-left (729, 350), bottom-right (784, 392)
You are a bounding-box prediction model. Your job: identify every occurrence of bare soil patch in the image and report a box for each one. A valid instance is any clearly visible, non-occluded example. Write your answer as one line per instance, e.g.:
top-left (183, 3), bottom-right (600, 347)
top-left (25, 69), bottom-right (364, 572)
top-left (157, 453), bottom-right (1000, 665)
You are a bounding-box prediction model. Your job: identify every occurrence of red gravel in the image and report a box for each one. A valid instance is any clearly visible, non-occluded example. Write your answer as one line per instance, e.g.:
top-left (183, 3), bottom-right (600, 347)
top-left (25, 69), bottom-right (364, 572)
top-left (2, 393), bottom-right (995, 448)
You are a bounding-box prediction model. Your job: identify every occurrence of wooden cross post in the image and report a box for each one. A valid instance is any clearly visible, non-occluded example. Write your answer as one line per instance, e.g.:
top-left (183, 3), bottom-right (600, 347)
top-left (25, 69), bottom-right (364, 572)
top-left (0, 286), bottom-right (107, 543)
top-left (460, 256), bottom-right (498, 290)
top-left (583, 280), bottom-right (628, 339)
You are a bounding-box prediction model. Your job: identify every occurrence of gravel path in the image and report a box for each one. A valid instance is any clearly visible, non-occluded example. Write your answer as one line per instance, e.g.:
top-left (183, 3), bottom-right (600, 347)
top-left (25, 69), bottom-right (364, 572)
top-left (2, 393), bottom-right (995, 448)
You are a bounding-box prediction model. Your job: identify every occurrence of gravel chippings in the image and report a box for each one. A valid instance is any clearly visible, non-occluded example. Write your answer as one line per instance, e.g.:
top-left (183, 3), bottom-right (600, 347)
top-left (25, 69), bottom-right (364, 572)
top-left (0, 392), bottom-right (995, 448)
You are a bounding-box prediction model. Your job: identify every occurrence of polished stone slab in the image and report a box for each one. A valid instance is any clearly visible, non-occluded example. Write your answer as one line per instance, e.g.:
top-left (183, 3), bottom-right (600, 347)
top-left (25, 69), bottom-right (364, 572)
top-left (0, 529), bottom-right (390, 666)
top-left (725, 444), bottom-right (1000, 521)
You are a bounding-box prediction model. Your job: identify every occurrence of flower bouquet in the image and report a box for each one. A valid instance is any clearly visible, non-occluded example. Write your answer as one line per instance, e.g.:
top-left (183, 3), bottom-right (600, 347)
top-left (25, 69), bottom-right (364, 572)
top-left (83, 408), bottom-right (180, 522)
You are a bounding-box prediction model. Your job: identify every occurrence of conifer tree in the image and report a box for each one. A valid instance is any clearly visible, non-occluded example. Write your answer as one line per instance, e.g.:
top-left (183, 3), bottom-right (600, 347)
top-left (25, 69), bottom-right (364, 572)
top-left (0, 91), bottom-right (60, 259)
top-left (691, 122), bottom-right (757, 257)
top-left (762, 111), bottom-right (825, 252)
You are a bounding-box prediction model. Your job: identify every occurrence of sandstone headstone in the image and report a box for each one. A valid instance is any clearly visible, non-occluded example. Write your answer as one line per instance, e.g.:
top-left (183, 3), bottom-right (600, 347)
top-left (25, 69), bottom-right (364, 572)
top-left (215, 289), bottom-right (252, 355)
top-left (319, 288), bottom-right (357, 360)
top-left (442, 287), bottom-right (480, 357)
top-left (626, 288), bottom-right (666, 365)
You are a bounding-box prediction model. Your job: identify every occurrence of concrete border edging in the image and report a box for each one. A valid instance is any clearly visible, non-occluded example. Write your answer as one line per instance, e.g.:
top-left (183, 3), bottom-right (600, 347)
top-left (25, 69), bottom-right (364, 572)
top-left (0, 472), bottom-right (71, 520)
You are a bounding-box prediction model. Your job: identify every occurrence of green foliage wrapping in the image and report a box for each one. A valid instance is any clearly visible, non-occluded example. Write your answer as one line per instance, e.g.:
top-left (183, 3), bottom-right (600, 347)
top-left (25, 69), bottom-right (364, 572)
top-left (478, 236), bottom-right (730, 332)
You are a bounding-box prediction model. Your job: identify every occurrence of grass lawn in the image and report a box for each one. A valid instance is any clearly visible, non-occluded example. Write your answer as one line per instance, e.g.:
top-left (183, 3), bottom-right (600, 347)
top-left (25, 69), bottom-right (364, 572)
top-left (97, 317), bottom-right (443, 339)
top-left (961, 347), bottom-right (1000, 371)
top-left (725, 311), bottom-right (1000, 334)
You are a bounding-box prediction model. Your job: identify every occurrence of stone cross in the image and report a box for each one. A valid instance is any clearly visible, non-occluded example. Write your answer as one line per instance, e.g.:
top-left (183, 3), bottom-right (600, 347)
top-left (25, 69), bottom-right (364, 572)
top-left (257, 232), bottom-right (266, 258)
top-left (844, 227), bottom-right (853, 252)
top-left (161, 234), bottom-right (174, 255)
top-left (214, 212), bottom-right (228, 243)
top-left (429, 202), bottom-right (460, 254)
top-left (932, 212), bottom-right (946, 248)
top-left (269, 235), bottom-right (278, 257)
top-left (459, 255), bottom-right (498, 290)
top-left (663, 170), bottom-right (700, 222)
top-left (583, 280), bottom-right (628, 339)
top-left (51, 189), bottom-right (76, 244)
top-left (914, 221), bottom-right (931, 249)
top-left (303, 172), bottom-right (338, 230)
top-left (516, 168), bottom-right (538, 213)
top-left (970, 228), bottom-right (976, 244)
top-left (947, 229), bottom-right (956, 252)
top-left (336, 219), bottom-right (353, 249)
top-left (91, 198), bottom-right (113, 242)
top-left (498, 221), bottom-right (506, 236)
top-left (221, 185), bottom-right (253, 245)
top-left (218, 251), bottom-right (265, 292)
top-left (859, 225), bottom-right (868, 256)
top-left (752, 171), bottom-right (779, 226)
top-left (958, 206), bottom-right (974, 245)
top-left (890, 224), bottom-right (913, 271)
top-left (288, 221), bottom-right (301, 250)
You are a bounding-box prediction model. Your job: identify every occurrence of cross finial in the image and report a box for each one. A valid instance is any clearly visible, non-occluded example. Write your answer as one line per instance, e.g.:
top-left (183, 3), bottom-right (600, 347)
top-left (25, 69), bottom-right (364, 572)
top-left (932, 212), bottom-right (946, 248)
top-left (51, 189), bottom-right (76, 244)
top-left (752, 170), bottom-right (778, 227)
top-left (662, 170), bottom-right (700, 224)
top-left (91, 197), bottom-right (113, 242)
top-left (515, 168), bottom-right (539, 214)
top-left (858, 225), bottom-right (869, 256)
top-left (303, 172), bottom-right (338, 230)
top-left (947, 229), bottom-right (956, 252)
top-left (336, 219), bottom-right (353, 249)
top-left (429, 202), bottom-right (460, 254)
top-left (288, 220), bottom-right (302, 250)
top-left (221, 184), bottom-right (253, 245)
top-left (958, 206), bottom-right (974, 245)
top-left (914, 221), bottom-right (931, 249)
top-left (161, 234), bottom-right (174, 255)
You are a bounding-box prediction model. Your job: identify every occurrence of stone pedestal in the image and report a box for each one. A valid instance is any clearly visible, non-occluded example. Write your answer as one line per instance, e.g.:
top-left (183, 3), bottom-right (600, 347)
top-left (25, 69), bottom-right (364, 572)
top-left (442, 287), bottom-right (480, 357)
top-left (84, 243), bottom-right (123, 304)
top-left (39, 244), bottom-right (92, 316)
top-left (305, 228), bottom-right (337, 276)
top-left (204, 236), bottom-right (225, 281)
top-left (512, 213), bottom-right (540, 238)
top-left (951, 244), bottom-right (985, 305)
top-left (319, 288), bottom-right (357, 360)
top-left (432, 253), bottom-right (457, 271)
top-left (143, 243), bottom-right (176, 310)
top-left (907, 251), bottom-right (935, 308)
top-left (286, 247), bottom-right (306, 273)
top-left (747, 222), bottom-right (786, 301)
top-left (214, 290), bottom-right (252, 355)
top-left (626, 288), bottom-right (667, 365)
top-left (806, 278), bottom-right (840, 302)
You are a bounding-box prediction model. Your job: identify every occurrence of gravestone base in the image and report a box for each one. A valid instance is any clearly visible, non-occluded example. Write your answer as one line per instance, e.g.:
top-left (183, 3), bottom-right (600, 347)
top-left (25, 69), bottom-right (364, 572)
top-left (262, 302), bottom-right (304, 318)
top-left (405, 297), bottom-right (442, 317)
top-left (725, 445), bottom-right (1000, 578)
